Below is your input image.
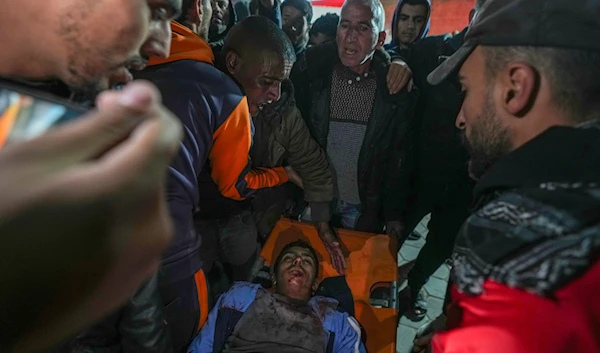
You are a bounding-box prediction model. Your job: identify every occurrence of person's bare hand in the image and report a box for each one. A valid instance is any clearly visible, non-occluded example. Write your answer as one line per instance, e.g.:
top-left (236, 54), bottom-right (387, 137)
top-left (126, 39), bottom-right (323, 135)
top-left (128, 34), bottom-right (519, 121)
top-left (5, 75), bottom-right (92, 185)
top-left (0, 81), bottom-right (182, 352)
top-left (317, 222), bottom-right (347, 275)
top-left (412, 332), bottom-right (434, 353)
top-left (284, 165), bottom-right (304, 189)
top-left (387, 59), bottom-right (414, 94)
top-left (385, 220), bottom-right (404, 239)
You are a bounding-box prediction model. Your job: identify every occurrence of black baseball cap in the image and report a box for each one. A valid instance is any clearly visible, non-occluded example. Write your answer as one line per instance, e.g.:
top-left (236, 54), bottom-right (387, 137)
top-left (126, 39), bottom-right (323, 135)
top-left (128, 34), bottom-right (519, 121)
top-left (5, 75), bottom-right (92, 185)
top-left (428, 0), bottom-right (600, 85)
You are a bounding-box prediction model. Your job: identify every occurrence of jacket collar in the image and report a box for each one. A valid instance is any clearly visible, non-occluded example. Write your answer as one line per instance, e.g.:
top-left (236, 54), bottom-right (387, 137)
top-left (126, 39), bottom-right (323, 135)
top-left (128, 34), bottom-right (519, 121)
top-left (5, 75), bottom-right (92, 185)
top-left (305, 41), bottom-right (407, 103)
top-left (474, 120), bottom-right (600, 200)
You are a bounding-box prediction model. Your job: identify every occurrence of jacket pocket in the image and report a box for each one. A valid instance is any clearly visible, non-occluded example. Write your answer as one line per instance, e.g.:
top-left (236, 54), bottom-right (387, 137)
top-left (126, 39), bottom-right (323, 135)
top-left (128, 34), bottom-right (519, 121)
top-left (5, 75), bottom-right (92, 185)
top-left (270, 140), bottom-right (286, 165)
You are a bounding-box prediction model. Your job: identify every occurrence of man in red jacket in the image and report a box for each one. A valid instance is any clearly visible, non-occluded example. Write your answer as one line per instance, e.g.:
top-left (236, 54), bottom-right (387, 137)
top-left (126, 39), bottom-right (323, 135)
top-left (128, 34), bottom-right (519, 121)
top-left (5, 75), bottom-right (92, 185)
top-left (421, 0), bottom-right (600, 352)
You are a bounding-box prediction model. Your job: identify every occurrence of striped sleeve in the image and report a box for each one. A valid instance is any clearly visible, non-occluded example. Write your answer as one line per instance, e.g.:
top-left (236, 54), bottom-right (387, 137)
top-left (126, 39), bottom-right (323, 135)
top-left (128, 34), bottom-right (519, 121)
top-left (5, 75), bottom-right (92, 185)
top-left (209, 97), bottom-right (289, 200)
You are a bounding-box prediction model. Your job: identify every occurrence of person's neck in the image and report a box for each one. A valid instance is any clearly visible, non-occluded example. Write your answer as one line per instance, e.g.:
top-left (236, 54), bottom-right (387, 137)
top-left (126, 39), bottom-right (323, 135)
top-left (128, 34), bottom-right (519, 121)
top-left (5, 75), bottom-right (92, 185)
top-left (347, 57), bottom-right (373, 75)
top-left (0, 3), bottom-right (62, 80)
top-left (511, 111), bottom-right (573, 152)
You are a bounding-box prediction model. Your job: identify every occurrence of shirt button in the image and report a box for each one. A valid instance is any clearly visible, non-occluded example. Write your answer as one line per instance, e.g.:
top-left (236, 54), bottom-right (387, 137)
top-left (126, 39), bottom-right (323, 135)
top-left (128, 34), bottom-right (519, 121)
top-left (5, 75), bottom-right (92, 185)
top-left (348, 80), bottom-right (353, 84)
top-left (356, 77), bottom-right (361, 81)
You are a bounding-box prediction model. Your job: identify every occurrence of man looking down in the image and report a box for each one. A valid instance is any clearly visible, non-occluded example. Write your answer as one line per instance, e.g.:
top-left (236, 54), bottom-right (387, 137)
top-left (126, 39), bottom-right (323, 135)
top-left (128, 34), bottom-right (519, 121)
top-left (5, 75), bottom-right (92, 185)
top-left (188, 240), bottom-right (365, 353)
top-left (135, 4), bottom-right (298, 350)
top-left (197, 16), bottom-right (345, 281)
top-left (423, 0), bottom-right (600, 351)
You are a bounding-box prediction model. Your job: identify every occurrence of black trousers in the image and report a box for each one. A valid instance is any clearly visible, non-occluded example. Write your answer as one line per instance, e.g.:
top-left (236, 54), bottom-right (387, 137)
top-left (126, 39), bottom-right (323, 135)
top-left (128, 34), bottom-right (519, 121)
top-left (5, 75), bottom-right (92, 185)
top-left (158, 270), bottom-right (203, 353)
top-left (400, 175), bottom-right (474, 294)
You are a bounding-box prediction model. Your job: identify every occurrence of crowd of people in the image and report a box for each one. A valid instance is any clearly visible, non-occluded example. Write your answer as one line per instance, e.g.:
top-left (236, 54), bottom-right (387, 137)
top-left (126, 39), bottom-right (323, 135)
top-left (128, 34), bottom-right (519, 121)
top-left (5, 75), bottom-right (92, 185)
top-left (1, 0), bottom-right (599, 352)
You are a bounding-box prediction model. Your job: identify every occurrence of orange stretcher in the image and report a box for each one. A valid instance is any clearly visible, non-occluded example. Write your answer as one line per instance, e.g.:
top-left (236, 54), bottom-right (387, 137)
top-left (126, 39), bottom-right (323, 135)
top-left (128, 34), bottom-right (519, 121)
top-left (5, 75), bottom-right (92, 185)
top-left (257, 217), bottom-right (399, 353)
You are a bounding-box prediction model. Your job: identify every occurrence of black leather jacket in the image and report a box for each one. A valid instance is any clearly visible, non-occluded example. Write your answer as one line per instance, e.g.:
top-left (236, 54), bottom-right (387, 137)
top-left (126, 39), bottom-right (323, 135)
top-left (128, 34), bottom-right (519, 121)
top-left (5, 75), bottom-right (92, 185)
top-left (48, 274), bottom-right (173, 353)
top-left (291, 42), bottom-right (418, 232)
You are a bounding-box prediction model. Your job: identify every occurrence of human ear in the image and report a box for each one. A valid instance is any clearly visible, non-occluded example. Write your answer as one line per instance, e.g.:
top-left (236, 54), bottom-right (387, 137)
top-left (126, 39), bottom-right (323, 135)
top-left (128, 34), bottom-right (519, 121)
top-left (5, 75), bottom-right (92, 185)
top-left (225, 51), bottom-right (242, 76)
top-left (499, 62), bottom-right (539, 117)
top-left (376, 31), bottom-right (386, 49)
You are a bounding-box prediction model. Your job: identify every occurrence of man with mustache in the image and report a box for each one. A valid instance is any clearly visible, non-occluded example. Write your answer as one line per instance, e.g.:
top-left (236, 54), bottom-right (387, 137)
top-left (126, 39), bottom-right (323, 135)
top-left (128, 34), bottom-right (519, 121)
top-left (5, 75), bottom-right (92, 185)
top-left (385, 0), bottom-right (430, 60)
top-left (0, 0), bottom-right (183, 351)
top-left (423, 0), bottom-right (600, 351)
top-left (188, 240), bottom-right (365, 352)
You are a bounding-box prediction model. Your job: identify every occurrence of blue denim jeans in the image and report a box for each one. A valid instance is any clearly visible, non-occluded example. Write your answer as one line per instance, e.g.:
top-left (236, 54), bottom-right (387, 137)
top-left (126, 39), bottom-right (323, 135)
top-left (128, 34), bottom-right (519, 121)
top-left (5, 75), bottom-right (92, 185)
top-left (301, 199), bottom-right (361, 230)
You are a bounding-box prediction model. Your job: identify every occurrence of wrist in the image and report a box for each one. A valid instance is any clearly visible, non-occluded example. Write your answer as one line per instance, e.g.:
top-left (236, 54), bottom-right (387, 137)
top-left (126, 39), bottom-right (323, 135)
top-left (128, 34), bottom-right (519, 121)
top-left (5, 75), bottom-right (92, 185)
top-left (316, 221), bottom-right (330, 233)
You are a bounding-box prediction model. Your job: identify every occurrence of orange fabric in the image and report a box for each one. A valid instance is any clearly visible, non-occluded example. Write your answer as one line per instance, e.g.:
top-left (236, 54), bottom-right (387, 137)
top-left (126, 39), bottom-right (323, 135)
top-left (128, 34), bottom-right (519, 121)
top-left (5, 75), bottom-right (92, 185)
top-left (260, 218), bottom-right (398, 353)
top-left (193, 269), bottom-right (209, 331)
top-left (149, 21), bottom-right (214, 66)
top-left (0, 96), bottom-right (24, 148)
top-left (209, 98), bottom-right (289, 200)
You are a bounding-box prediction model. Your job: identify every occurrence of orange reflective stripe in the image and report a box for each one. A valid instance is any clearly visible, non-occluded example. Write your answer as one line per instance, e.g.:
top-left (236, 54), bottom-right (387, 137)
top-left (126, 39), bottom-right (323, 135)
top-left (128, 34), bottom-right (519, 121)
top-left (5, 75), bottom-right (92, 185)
top-left (193, 269), bottom-right (209, 331)
top-left (0, 98), bottom-right (22, 148)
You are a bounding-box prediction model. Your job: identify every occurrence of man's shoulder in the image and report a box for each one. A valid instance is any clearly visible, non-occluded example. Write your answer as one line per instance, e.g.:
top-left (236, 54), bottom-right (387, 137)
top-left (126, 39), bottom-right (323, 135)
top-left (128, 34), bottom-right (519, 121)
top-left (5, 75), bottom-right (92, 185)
top-left (309, 296), bottom-right (344, 320)
top-left (217, 281), bottom-right (262, 308)
top-left (138, 60), bottom-right (244, 104)
top-left (411, 33), bottom-right (458, 62)
top-left (454, 183), bottom-right (600, 297)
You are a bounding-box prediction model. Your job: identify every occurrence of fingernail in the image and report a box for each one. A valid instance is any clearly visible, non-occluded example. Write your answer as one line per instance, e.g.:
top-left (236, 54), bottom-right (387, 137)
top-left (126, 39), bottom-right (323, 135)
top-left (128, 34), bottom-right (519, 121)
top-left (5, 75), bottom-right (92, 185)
top-left (119, 86), bottom-right (152, 109)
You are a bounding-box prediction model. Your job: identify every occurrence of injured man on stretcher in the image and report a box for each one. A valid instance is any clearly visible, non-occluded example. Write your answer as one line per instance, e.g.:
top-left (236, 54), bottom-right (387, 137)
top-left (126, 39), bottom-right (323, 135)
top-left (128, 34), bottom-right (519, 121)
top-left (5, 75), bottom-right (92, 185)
top-left (188, 240), bottom-right (365, 353)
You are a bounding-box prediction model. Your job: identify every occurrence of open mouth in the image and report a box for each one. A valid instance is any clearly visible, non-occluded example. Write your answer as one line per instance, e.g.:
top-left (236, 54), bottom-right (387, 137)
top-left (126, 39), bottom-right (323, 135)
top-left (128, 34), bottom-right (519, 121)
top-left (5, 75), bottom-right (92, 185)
top-left (287, 268), bottom-right (306, 285)
top-left (257, 100), bottom-right (273, 111)
top-left (344, 48), bottom-right (358, 56)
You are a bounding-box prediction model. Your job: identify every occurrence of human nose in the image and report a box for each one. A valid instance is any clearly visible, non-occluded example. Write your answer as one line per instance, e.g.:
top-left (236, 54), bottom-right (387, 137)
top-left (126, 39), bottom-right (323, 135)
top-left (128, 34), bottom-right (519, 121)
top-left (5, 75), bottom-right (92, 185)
top-left (456, 107), bottom-right (466, 130)
top-left (267, 83), bottom-right (282, 102)
top-left (142, 21), bottom-right (172, 59)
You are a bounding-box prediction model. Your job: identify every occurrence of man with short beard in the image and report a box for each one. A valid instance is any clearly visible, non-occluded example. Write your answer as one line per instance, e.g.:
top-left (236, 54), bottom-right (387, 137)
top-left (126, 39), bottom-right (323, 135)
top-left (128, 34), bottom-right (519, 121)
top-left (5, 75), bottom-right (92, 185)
top-left (423, 0), bottom-right (600, 351)
top-left (0, 0), bottom-right (183, 351)
top-left (384, 0), bottom-right (430, 60)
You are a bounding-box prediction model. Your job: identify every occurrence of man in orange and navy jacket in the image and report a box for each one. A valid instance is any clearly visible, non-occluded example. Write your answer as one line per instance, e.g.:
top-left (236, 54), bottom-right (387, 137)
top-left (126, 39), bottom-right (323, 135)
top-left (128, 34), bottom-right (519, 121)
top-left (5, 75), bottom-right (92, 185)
top-left (134, 3), bottom-right (293, 351)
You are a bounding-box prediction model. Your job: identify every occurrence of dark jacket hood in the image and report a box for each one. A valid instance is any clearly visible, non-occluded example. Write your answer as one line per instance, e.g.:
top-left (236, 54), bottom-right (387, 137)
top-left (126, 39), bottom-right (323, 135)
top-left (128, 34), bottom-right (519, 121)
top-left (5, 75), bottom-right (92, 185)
top-left (208, 0), bottom-right (238, 44)
top-left (390, 0), bottom-right (432, 48)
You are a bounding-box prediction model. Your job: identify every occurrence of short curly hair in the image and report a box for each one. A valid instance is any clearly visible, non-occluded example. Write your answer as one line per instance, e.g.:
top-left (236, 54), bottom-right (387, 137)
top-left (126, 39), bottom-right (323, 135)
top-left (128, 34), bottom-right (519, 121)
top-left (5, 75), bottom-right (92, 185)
top-left (273, 240), bottom-right (319, 278)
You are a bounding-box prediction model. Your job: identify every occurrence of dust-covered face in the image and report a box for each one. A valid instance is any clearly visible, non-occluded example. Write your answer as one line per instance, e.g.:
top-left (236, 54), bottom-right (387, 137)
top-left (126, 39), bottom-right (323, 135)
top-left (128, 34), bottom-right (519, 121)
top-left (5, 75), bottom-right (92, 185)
top-left (275, 246), bottom-right (318, 302)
